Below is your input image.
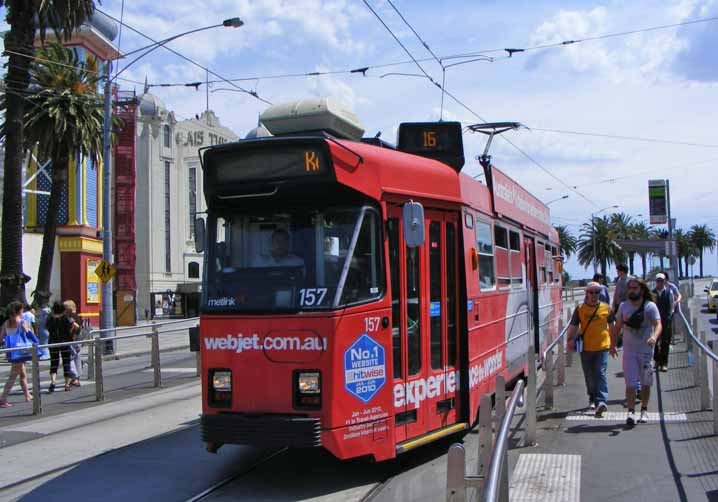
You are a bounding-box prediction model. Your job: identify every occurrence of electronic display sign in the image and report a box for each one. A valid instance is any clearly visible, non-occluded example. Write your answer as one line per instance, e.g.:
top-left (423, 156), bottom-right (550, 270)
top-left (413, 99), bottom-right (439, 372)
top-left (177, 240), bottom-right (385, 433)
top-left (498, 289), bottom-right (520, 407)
top-left (397, 121), bottom-right (465, 171)
top-left (648, 179), bottom-right (667, 225)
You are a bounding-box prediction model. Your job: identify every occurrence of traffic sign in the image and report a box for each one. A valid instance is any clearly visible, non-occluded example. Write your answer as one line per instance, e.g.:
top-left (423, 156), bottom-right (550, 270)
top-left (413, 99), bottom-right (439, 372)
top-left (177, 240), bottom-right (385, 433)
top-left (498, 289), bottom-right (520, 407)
top-left (95, 260), bottom-right (117, 283)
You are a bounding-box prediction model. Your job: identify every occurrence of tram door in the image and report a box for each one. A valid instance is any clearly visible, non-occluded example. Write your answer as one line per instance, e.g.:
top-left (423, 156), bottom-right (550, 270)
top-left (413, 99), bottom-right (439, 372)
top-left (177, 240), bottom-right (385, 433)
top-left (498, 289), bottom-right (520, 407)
top-left (388, 206), bottom-right (460, 443)
top-left (524, 237), bottom-right (540, 351)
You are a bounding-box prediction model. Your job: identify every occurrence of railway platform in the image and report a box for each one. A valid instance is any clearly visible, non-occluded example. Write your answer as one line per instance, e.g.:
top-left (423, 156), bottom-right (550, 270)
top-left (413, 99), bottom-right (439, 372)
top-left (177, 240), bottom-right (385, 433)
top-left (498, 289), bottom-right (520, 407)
top-left (503, 331), bottom-right (718, 501)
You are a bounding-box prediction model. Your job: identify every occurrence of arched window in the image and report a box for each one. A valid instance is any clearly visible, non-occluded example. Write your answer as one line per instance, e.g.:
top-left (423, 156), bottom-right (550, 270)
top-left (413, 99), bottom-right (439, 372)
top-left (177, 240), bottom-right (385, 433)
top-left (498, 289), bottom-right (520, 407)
top-left (188, 262), bottom-right (200, 279)
top-left (163, 124), bottom-right (171, 148)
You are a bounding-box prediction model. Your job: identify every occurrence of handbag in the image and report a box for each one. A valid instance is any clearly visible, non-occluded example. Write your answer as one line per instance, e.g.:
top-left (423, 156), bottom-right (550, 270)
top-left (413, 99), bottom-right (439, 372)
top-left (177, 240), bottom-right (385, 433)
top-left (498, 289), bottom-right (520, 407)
top-left (4, 325), bottom-right (40, 363)
top-left (625, 300), bottom-right (647, 330)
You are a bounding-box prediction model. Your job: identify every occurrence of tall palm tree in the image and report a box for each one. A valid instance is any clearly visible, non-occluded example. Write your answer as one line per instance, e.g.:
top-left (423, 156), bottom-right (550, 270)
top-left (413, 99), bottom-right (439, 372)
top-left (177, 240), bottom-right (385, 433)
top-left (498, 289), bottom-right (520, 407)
top-left (651, 228), bottom-right (669, 270)
top-left (554, 225), bottom-right (577, 259)
top-left (609, 212), bottom-right (633, 273)
top-left (675, 229), bottom-right (697, 278)
top-left (23, 43), bottom-right (106, 307)
top-left (689, 224), bottom-right (716, 278)
top-left (631, 222), bottom-right (651, 279)
top-left (0, 0), bottom-right (96, 306)
top-left (577, 216), bottom-right (622, 278)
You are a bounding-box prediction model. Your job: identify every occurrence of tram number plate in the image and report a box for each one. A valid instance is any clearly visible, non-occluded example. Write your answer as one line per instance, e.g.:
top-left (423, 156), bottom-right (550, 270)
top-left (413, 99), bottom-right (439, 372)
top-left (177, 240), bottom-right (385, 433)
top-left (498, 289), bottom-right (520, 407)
top-left (365, 317), bottom-right (381, 333)
top-left (299, 288), bottom-right (327, 306)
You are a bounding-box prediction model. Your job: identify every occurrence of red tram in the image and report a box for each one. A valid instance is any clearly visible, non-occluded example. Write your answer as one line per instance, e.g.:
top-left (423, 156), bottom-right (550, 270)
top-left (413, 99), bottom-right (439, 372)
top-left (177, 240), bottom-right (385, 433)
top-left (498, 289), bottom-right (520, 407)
top-left (197, 99), bottom-right (562, 461)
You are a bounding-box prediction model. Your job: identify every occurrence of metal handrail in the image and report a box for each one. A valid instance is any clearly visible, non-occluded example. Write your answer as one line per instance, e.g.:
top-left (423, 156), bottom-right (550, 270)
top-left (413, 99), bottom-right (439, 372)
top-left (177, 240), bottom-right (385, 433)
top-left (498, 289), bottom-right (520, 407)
top-left (541, 322), bottom-right (570, 363)
top-left (481, 379), bottom-right (525, 502)
top-left (678, 305), bottom-right (718, 363)
top-left (89, 317), bottom-right (199, 335)
top-left (0, 318), bottom-right (199, 355)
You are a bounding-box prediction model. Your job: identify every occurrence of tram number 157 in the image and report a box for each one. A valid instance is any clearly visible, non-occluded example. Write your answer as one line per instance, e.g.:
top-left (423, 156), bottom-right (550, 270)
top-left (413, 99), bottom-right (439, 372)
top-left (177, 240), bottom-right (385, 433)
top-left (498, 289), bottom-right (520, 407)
top-left (299, 288), bottom-right (327, 306)
top-left (365, 317), bottom-right (381, 333)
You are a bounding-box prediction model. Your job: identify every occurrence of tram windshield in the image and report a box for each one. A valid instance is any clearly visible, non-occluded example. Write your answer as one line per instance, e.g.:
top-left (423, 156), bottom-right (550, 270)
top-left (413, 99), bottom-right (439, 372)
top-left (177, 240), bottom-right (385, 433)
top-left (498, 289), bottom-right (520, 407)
top-left (203, 205), bottom-right (384, 311)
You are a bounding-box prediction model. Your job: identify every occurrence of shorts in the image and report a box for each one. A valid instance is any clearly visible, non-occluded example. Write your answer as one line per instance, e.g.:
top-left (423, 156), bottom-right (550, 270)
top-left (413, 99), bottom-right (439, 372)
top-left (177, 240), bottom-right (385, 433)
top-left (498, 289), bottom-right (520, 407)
top-left (623, 351), bottom-right (653, 389)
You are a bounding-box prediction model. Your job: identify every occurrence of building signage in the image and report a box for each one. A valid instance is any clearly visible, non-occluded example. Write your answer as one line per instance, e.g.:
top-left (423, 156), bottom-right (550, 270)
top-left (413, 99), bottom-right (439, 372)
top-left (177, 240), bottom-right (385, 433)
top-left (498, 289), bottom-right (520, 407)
top-left (648, 179), bottom-right (667, 225)
top-left (179, 130), bottom-right (230, 147)
top-left (86, 259), bottom-right (100, 304)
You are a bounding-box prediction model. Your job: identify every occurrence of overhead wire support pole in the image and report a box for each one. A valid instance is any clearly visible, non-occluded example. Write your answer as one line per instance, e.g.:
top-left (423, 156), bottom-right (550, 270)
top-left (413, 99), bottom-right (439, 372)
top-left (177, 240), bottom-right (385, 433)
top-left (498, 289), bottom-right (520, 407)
top-left (101, 61), bottom-right (115, 353)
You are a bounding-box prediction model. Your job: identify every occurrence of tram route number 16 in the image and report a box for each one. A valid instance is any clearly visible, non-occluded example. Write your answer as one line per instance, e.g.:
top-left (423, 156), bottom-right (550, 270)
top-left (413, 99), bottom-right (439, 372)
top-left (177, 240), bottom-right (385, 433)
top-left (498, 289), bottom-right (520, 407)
top-left (423, 131), bottom-right (437, 148)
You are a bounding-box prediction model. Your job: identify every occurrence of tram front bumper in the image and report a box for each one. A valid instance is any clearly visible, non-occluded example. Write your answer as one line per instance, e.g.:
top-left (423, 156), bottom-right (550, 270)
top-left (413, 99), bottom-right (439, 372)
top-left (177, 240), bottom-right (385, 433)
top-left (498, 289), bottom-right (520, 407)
top-left (201, 413), bottom-right (322, 448)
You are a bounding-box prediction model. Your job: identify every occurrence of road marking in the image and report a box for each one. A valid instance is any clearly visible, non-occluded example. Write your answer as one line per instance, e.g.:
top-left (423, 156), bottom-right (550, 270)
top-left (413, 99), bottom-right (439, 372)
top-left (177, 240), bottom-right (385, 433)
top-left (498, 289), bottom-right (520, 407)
top-left (565, 411), bottom-right (687, 422)
top-left (510, 454), bottom-right (580, 501)
top-left (141, 367), bottom-right (196, 374)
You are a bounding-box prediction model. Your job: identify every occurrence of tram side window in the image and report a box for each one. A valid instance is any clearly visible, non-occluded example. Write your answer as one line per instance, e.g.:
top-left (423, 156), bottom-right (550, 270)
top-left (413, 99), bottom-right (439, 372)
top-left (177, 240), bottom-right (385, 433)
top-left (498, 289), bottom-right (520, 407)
top-left (340, 211), bottom-right (385, 304)
top-left (475, 220), bottom-right (495, 290)
top-left (509, 230), bottom-right (523, 288)
top-left (407, 245), bottom-right (421, 376)
top-left (551, 246), bottom-right (560, 283)
top-left (429, 222), bottom-right (443, 370)
top-left (494, 226), bottom-right (510, 289)
top-left (446, 222), bottom-right (457, 368)
top-left (387, 218), bottom-right (402, 380)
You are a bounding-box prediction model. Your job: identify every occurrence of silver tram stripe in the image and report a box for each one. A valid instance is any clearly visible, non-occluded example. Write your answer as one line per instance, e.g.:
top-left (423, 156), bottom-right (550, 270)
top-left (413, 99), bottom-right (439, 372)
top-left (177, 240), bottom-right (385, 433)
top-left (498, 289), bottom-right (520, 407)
top-left (565, 411), bottom-right (688, 422)
top-left (509, 454), bottom-right (581, 502)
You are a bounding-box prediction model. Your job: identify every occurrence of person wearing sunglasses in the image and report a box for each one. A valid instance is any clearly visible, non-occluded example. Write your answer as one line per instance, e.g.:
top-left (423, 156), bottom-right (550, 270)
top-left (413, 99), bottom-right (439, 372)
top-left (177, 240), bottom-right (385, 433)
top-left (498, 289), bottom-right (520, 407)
top-left (567, 281), bottom-right (616, 417)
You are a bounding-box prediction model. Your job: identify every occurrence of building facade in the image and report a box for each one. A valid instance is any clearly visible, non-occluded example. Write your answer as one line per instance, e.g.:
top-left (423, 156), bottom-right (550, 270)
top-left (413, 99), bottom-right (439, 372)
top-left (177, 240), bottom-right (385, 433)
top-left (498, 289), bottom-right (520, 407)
top-left (134, 95), bottom-right (237, 319)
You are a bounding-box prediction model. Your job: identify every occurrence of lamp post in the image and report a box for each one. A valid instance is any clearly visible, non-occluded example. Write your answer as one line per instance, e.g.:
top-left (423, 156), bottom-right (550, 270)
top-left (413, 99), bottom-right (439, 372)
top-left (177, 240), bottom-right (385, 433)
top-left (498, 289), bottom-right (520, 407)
top-left (591, 205), bottom-right (619, 275)
top-left (100, 18), bottom-right (243, 350)
top-left (546, 195), bottom-right (569, 206)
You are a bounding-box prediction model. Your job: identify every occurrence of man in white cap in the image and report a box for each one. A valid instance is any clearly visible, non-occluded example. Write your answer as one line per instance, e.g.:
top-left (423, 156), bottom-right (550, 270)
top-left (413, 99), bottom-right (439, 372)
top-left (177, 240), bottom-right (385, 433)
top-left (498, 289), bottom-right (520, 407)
top-left (652, 273), bottom-right (675, 372)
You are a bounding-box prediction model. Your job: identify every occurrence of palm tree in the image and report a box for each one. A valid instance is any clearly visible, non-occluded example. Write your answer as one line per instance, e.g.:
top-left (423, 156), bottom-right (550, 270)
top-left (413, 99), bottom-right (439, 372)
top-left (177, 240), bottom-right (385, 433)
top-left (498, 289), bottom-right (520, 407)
top-left (554, 225), bottom-right (577, 259)
top-left (689, 224), bottom-right (716, 278)
top-left (651, 228), bottom-right (669, 270)
top-left (631, 222), bottom-right (651, 279)
top-left (577, 216), bottom-right (622, 278)
top-left (0, 0), bottom-right (96, 306)
top-left (675, 229), bottom-right (697, 278)
top-left (23, 43), bottom-right (106, 307)
top-left (609, 212), bottom-right (633, 273)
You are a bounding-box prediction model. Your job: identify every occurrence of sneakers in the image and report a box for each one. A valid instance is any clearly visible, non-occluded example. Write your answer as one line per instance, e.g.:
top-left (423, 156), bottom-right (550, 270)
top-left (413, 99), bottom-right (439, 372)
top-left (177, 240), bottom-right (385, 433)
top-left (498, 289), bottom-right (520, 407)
top-left (48, 383), bottom-right (55, 393)
top-left (660, 366), bottom-right (668, 372)
top-left (589, 402), bottom-right (597, 411)
top-left (0, 399), bottom-right (11, 409)
top-left (638, 410), bottom-right (649, 423)
top-left (626, 411), bottom-right (636, 426)
top-left (595, 403), bottom-right (608, 418)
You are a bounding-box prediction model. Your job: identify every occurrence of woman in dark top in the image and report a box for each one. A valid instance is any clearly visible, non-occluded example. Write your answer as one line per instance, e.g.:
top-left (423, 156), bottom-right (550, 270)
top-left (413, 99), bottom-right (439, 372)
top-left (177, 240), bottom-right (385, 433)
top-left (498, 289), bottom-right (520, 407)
top-left (45, 302), bottom-right (79, 392)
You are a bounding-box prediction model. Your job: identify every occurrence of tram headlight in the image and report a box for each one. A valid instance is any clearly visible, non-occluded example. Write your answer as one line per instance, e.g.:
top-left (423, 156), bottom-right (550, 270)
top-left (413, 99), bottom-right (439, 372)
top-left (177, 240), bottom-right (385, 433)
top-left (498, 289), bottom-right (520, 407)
top-left (298, 372), bottom-right (321, 394)
top-left (212, 370), bottom-right (232, 391)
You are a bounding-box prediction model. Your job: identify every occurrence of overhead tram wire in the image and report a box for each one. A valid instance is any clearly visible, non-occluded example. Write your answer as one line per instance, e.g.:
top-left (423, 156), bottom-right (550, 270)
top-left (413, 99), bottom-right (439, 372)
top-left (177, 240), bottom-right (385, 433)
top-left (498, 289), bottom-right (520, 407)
top-left (530, 128), bottom-right (718, 149)
top-left (95, 9), bottom-right (272, 105)
top-left (138, 13), bottom-right (718, 89)
top-left (360, 0), bottom-right (598, 207)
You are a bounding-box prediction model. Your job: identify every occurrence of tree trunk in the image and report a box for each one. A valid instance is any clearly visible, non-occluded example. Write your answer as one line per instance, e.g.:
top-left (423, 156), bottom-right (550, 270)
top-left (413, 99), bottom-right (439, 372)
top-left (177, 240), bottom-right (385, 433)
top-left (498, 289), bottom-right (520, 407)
top-left (640, 253), bottom-right (647, 280)
top-left (628, 252), bottom-right (635, 275)
top-left (699, 248), bottom-right (704, 278)
top-left (659, 255), bottom-right (665, 270)
top-left (600, 260), bottom-right (607, 280)
top-left (33, 156), bottom-right (67, 308)
top-left (0, 3), bottom-right (35, 306)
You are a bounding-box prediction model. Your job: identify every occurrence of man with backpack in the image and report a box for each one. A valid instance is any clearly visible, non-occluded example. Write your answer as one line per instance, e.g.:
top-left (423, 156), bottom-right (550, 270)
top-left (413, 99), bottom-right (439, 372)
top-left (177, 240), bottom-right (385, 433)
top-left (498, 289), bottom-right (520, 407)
top-left (567, 282), bottom-right (616, 417)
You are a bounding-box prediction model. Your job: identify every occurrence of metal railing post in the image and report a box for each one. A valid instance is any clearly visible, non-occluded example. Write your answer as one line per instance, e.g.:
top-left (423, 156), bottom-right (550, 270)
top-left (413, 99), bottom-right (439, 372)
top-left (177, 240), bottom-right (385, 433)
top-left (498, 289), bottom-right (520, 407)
top-left (151, 326), bottom-right (161, 388)
top-left (196, 352), bottom-right (201, 378)
top-left (685, 304), bottom-right (693, 350)
top-left (478, 394), bottom-right (493, 480)
top-left (545, 348), bottom-right (554, 409)
top-left (31, 346), bottom-right (41, 415)
top-left (446, 444), bottom-right (467, 502)
top-left (494, 376), bottom-right (509, 502)
top-left (94, 337), bottom-right (104, 401)
top-left (700, 331), bottom-right (710, 411)
top-left (526, 349), bottom-right (537, 446)
top-left (557, 335), bottom-right (566, 386)
top-left (87, 340), bottom-right (95, 381)
top-left (693, 317), bottom-right (700, 385)
top-left (713, 359), bottom-right (718, 435)
top-left (565, 308), bottom-right (573, 367)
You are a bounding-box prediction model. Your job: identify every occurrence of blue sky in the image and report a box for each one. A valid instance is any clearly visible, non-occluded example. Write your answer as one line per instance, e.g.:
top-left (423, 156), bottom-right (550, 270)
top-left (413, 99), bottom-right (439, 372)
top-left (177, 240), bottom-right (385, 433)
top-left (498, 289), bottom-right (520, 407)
top-left (3, 0), bottom-right (717, 279)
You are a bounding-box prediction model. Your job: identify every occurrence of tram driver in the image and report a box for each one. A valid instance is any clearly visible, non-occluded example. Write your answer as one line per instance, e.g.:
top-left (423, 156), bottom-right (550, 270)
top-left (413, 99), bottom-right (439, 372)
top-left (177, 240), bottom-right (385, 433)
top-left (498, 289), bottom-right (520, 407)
top-left (253, 228), bottom-right (305, 269)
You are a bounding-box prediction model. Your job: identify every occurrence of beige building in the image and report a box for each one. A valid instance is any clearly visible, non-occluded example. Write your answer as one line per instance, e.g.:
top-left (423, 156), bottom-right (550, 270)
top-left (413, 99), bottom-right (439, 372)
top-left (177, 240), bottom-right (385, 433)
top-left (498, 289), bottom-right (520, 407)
top-left (134, 93), bottom-right (238, 318)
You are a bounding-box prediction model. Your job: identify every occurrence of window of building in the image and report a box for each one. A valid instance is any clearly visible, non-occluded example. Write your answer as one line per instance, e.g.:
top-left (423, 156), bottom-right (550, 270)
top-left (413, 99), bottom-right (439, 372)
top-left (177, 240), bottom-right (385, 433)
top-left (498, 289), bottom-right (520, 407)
top-left (188, 262), bottom-right (200, 279)
top-left (164, 161), bottom-right (171, 273)
top-left (188, 166), bottom-right (197, 238)
top-left (475, 219), bottom-right (495, 290)
top-left (163, 124), bottom-right (171, 148)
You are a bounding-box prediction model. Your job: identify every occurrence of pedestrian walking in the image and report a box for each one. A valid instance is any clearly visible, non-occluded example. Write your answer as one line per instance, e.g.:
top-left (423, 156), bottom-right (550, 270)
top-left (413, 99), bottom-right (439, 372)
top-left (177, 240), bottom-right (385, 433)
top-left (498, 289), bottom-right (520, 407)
top-left (0, 302), bottom-right (35, 407)
top-left (592, 273), bottom-right (611, 305)
top-left (64, 300), bottom-right (83, 386)
top-left (662, 271), bottom-right (682, 345)
top-left (36, 303), bottom-right (51, 360)
top-left (652, 274), bottom-right (674, 372)
top-left (567, 282), bottom-right (616, 417)
top-left (46, 302), bottom-right (79, 392)
top-left (612, 277), bottom-right (662, 426)
top-left (611, 264), bottom-right (629, 313)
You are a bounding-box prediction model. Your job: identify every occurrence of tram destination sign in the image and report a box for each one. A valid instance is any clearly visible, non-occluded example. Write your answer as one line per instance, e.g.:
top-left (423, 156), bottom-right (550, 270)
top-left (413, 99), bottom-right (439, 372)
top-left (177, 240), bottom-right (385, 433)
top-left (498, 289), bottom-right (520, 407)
top-left (205, 143), bottom-right (330, 186)
top-left (397, 121), bottom-right (465, 171)
top-left (648, 179), bottom-right (668, 225)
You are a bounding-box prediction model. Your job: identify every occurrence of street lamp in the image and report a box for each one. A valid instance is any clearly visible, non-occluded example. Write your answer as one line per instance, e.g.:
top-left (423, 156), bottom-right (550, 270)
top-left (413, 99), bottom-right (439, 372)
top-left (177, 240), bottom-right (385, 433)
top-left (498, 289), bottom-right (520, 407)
top-left (591, 205), bottom-right (619, 274)
top-left (546, 195), bottom-right (569, 206)
top-left (100, 18), bottom-right (243, 350)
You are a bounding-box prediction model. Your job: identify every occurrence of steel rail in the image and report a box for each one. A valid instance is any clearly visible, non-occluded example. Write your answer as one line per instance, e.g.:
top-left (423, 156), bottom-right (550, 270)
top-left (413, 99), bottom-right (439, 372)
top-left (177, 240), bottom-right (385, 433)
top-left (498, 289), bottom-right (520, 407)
top-left (480, 379), bottom-right (525, 502)
top-left (678, 305), bottom-right (718, 363)
top-left (541, 322), bottom-right (570, 362)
